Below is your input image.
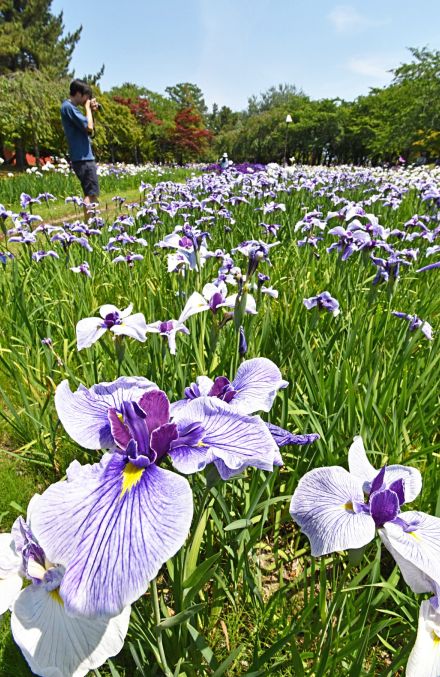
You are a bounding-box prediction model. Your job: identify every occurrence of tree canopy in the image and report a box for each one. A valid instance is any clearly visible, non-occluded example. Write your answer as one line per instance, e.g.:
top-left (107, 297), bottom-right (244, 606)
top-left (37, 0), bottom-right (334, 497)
top-left (0, 8), bottom-right (438, 170)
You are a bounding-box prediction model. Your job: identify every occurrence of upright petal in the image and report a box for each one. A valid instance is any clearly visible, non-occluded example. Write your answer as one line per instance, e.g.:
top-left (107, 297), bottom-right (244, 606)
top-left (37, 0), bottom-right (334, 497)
top-left (348, 436), bottom-right (422, 503)
top-left (406, 600), bottom-right (440, 677)
top-left (31, 455), bottom-right (193, 617)
top-left (12, 584), bottom-right (130, 677)
top-left (348, 436), bottom-right (377, 487)
top-left (76, 317), bottom-right (107, 351)
top-left (290, 466), bottom-right (376, 556)
top-left (99, 304), bottom-right (126, 319)
top-left (230, 357), bottom-right (289, 414)
top-left (55, 377), bottom-right (157, 449)
top-left (171, 397), bottom-right (280, 478)
top-left (138, 390), bottom-right (170, 433)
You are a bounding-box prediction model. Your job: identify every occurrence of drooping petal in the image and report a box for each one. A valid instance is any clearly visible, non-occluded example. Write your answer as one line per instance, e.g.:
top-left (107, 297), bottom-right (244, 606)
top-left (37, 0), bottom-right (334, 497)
top-left (265, 422), bottom-right (319, 447)
top-left (171, 397), bottom-right (280, 479)
top-left (0, 532), bottom-right (21, 578)
top-left (406, 600), bottom-right (440, 677)
top-left (76, 317), bottom-right (107, 350)
top-left (0, 573), bottom-right (22, 616)
top-left (11, 584), bottom-right (130, 677)
top-left (379, 512), bottom-right (440, 592)
top-left (31, 454), bottom-right (193, 617)
top-left (55, 377), bottom-right (157, 449)
top-left (178, 291), bottom-right (209, 323)
top-left (111, 313), bottom-right (147, 342)
top-left (145, 321), bottom-right (162, 333)
top-left (290, 466), bottom-right (376, 556)
top-left (0, 532), bottom-right (23, 615)
top-left (230, 357), bottom-right (289, 414)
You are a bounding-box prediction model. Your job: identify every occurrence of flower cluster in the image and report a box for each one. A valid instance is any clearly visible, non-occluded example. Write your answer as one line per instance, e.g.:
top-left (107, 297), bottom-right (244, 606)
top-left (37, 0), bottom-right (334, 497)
top-left (0, 358), bottom-right (318, 675)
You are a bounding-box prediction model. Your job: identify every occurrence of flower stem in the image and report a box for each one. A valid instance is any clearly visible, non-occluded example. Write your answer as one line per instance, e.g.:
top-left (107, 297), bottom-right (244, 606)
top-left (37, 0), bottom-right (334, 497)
top-left (151, 578), bottom-right (173, 677)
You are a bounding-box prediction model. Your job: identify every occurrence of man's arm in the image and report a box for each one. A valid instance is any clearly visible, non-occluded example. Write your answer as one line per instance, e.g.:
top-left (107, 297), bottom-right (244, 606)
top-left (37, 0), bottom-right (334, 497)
top-left (84, 99), bottom-right (94, 135)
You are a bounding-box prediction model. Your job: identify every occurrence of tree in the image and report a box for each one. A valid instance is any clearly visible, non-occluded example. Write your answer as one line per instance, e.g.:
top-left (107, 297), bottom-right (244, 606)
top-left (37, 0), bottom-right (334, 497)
top-left (0, 0), bottom-right (82, 76)
top-left (112, 95), bottom-right (162, 163)
top-left (0, 70), bottom-right (68, 164)
top-left (170, 107), bottom-right (212, 163)
top-left (165, 83), bottom-right (208, 119)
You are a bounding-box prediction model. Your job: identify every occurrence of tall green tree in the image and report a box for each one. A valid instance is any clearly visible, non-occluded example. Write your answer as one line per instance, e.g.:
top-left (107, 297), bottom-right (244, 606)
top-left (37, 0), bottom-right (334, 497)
top-left (0, 0), bottom-right (81, 76)
top-left (165, 82), bottom-right (208, 118)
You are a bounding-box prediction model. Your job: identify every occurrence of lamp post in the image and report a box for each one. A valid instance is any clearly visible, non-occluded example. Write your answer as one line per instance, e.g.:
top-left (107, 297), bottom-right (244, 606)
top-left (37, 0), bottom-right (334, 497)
top-left (283, 114), bottom-right (292, 166)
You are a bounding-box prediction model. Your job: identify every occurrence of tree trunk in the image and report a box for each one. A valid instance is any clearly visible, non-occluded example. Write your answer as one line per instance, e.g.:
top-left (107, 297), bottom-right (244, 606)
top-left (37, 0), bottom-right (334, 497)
top-left (15, 137), bottom-right (26, 170)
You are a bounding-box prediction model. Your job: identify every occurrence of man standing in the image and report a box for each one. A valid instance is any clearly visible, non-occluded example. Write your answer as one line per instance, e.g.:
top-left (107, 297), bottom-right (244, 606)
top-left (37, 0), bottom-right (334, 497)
top-left (61, 79), bottom-right (100, 219)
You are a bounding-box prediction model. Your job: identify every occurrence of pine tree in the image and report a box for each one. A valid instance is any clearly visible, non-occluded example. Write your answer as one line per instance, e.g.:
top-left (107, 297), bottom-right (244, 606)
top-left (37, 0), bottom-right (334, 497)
top-left (0, 0), bottom-right (82, 76)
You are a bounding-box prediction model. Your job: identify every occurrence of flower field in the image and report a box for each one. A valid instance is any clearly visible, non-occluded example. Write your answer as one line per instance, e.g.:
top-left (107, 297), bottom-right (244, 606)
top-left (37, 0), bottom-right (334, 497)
top-left (0, 162), bottom-right (439, 676)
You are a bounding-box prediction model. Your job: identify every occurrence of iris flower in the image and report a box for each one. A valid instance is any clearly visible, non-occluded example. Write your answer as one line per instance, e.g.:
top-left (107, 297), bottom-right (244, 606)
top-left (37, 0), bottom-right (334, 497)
top-left (290, 436), bottom-right (426, 557)
top-left (76, 303), bottom-right (148, 350)
top-left (303, 291), bottom-right (340, 316)
top-left (289, 437), bottom-right (440, 602)
top-left (171, 358), bottom-right (288, 416)
top-left (0, 497), bottom-right (130, 677)
top-left (392, 311), bottom-right (433, 340)
top-left (32, 378), bottom-right (280, 617)
top-left (178, 282), bottom-right (257, 323)
top-left (145, 319), bottom-right (190, 355)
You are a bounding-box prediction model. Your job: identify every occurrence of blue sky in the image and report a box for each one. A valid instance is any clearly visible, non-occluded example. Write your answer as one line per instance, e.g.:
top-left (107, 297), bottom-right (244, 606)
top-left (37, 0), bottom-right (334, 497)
top-left (52, 0), bottom-right (439, 111)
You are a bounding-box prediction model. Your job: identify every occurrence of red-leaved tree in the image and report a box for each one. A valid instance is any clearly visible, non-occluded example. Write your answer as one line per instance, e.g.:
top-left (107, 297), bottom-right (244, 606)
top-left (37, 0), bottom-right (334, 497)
top-left (171, 106), bottom-right (213, 163)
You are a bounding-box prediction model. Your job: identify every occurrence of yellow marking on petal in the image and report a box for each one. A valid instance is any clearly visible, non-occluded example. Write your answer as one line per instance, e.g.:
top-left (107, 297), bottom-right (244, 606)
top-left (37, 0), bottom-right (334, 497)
top-left (196, 441), bottom-right (209, 448)
top-left (343, 502), bottom-right (354, 512)
top-left (49, 589), bottom-right (64, 606)
top-left (117, 412), bottom-right (124, 423)
top-left (408, 531), bottom-right (421, 541)
top-left (432, 631), bottom-right (440, 644)
top-left (121, 462), bottom-right (145, 497)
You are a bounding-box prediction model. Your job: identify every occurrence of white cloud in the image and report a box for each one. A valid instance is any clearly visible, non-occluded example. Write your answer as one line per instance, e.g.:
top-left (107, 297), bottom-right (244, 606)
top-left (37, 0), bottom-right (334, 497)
top-left (347, 56), bottom-right (394, 80)
top-left (328, 5), bottom-right (379, 33)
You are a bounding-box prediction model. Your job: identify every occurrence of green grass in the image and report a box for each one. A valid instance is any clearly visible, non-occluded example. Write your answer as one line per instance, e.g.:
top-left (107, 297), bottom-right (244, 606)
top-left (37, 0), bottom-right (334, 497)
top-left (0, 164), bottom-right (439, 675)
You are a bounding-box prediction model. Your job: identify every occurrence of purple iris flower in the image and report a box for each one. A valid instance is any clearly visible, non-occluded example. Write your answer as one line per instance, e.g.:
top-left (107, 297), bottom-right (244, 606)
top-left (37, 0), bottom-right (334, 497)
top-left (8, 231), bottom-right (37, 245)
top-left (303, 291), bottom-right (340, 316)
top-left (145, 319), bottom-right (190, 355)
top-left (20, 193), bottom-right (41, 209)
top-left (31, 379), bottom-right (280, 617)
top-left (171, 358), bottom-right (288, 416)
top-left (76, 303), bottom-right (148, 350)
top-left (32, 250), bottom-right (59, 262)
top-left (371, 253), bottom-right (411, 284)
top-left (0, 252), bottom-right (14, 264)
top-left (70, 261), bottom-right (91, 277)
top-left (51, 232), bottom-right (93, 252)
top-left (0, 498), bottom-right (130, 675)
top-left (392, 311), bottom-right (433, 340)
top-left (232, 240), bottom-right (279, 279)
top-left (289, 436), bottom-right (440, 586)
top-left (112, 252), bottom-right (144, 267)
